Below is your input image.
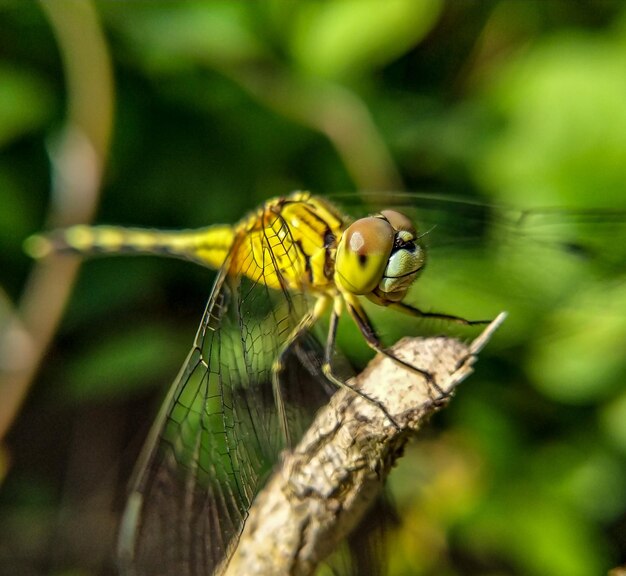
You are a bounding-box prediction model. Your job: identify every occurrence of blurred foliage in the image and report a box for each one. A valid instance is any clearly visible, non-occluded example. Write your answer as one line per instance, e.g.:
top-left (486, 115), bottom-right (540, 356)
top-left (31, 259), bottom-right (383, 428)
top-left (1, 1), bottom-right (626, 575)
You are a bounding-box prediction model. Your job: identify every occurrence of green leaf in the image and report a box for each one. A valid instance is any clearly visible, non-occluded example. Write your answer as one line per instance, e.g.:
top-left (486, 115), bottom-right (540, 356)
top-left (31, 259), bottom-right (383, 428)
top-left (478, 32), bottom-right (626, 208)
top-left (291, 0), bottom-right (442, 79)
top-left (467, 489), bottom-right (609, 576)
top-left (529, 282), bottom-right (626, 403)
top-left (0, 65), bottom-right (53, 147)
top-left (602, 391), bottom-right (626, 454)
top-left (104, 2), bottom-right (267, 72)
top-left (63, 323), bottom-right (187, 403)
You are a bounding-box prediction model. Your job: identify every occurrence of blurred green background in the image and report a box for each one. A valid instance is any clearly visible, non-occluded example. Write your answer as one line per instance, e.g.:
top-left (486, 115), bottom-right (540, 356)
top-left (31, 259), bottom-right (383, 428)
top-left (1, 1), bottom-right (626, 575)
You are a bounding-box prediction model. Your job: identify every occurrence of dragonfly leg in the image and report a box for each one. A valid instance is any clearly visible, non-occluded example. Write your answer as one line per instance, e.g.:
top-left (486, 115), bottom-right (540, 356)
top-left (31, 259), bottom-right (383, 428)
top-left (271, 296), bottom-right (331, 446)
top-left (389, 301), bottom-right (491, 326)
top-left (345, 296), bottom-right (450, 403)
top-left (322, 297), bottom-right (401, 430)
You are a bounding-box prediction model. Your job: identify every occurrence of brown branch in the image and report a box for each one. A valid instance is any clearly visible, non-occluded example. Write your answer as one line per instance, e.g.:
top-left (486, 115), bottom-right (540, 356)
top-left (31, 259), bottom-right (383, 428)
top-left (222, 313), bottom-right (507, 576)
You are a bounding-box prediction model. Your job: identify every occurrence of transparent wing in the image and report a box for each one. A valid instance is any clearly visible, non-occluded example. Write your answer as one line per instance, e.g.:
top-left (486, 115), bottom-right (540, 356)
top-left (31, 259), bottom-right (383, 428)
top-left (332, 191), bottom-right (626, 270)
top-left (325, 191), bottom-right (626, 361)
top-left (321, 495), bottom-right (396, 576)
top-left (117, 214), bottom-right (330, 575)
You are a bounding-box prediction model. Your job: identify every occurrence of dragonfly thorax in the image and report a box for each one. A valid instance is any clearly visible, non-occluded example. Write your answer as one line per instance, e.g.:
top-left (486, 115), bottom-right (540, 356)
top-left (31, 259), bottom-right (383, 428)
top-left (335, 209), bottom-right (426, 304)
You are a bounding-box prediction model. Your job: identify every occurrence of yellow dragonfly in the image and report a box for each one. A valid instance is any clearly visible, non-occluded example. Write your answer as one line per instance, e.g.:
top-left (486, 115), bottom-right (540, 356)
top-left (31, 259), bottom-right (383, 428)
top-left (26, 191), bottom-right (626, 575)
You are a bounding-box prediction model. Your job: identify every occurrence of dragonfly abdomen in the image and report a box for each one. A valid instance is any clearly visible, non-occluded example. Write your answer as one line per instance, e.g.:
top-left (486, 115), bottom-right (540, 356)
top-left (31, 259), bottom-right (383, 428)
top-left (25, 192), bottom-right (351, 295)
top-left (25, 224), bottom-right (235, 270)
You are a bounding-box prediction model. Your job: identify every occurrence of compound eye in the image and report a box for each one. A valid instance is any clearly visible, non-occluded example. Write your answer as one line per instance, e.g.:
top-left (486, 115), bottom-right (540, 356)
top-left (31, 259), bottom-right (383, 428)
top-left (380, 210), bottom-right (416, 235)
top-left (335, 217), bottom-right (394, 295)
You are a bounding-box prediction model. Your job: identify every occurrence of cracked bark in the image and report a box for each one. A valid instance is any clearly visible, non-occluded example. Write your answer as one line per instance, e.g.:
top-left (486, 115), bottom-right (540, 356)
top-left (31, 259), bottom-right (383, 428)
top-left (222, 313), bottom-right (506, 576)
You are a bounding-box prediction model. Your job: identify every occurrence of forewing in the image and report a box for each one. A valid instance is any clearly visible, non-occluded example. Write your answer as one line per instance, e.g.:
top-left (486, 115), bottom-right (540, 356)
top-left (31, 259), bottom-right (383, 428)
top-left (117, 212), bottom-right (322, 576)
top-left (332, 191), bottom-right (626, 271)
top-left (332, 192), bottom-right (626, 328)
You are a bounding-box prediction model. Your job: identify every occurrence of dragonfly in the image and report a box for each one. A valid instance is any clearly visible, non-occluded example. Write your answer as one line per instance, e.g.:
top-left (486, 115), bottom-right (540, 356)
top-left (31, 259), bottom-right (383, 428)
top-left (26, 191), bottom-right (626, 575)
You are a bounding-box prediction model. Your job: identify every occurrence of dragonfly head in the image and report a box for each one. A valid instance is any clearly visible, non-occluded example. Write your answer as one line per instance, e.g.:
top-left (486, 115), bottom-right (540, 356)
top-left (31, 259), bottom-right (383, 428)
top-left (335, 209), bottom-right (426, 304)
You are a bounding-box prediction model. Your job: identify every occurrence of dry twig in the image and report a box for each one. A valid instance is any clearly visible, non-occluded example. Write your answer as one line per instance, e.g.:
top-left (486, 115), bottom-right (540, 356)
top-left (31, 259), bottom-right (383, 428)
top-left (223, 313), bottom-right (506, 576)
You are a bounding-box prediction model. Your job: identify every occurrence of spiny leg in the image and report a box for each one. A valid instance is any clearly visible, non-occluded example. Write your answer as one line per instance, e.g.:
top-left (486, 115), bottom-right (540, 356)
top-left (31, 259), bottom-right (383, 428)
top-left (387, 302), bottom-right (491, 387)
top-left (345, 296), bottom-right (449, 402)
top-left (322, 297), bottom-right (401, 429)
top-left (389, 301), bottom-right (491, 326)
top-left (271, 296), bottom-right (331, 446)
